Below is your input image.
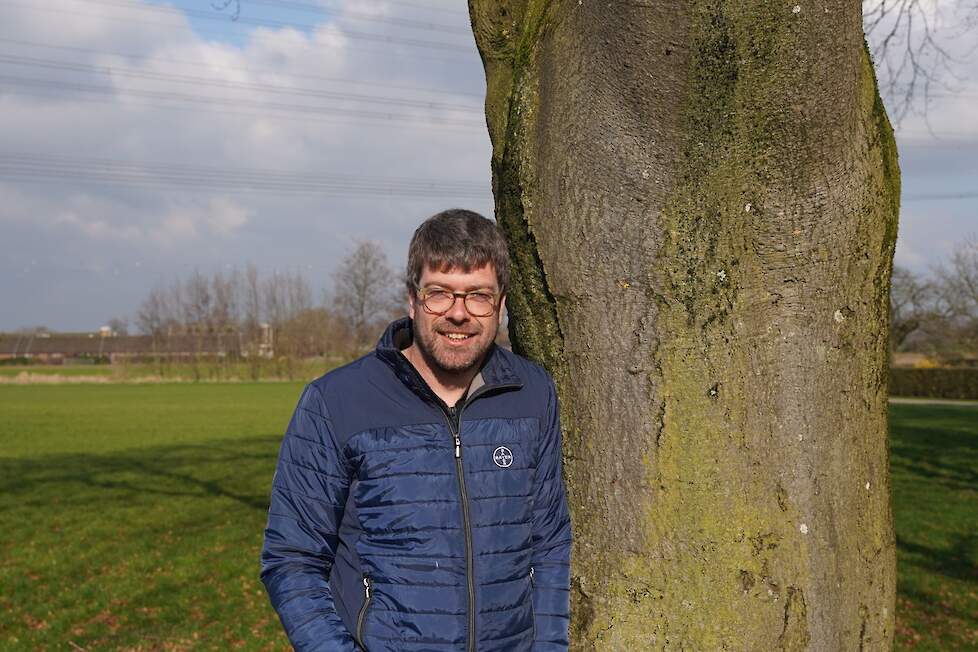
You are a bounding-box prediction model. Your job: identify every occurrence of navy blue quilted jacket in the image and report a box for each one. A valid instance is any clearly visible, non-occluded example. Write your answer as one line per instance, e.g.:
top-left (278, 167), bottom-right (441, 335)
top-left (261, 317), bottom-right (572, 652)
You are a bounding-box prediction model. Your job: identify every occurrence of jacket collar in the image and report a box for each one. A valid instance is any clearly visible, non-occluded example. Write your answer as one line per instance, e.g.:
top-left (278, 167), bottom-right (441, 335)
top-left (375, 317), bottom-right (522, 405)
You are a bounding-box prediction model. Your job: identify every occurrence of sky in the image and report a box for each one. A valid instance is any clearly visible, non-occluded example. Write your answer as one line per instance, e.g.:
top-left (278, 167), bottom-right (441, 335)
top-left (0, 0), bottom-right (975, 331)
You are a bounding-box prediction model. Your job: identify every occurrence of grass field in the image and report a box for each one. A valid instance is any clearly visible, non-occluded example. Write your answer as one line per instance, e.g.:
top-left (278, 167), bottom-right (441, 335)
top-left (0, 386), bottom-right (975, 650)
top-left (0, 359), bottom-right (343, 383)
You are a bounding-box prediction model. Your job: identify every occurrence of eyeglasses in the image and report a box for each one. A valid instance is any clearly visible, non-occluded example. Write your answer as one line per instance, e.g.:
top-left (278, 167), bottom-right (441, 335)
top-left (416, 286), bottom-right (499, 317)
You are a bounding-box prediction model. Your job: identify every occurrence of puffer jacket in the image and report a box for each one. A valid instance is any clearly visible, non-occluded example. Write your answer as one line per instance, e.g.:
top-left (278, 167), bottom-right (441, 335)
top-left (260, 317), bottom-right (571, 652)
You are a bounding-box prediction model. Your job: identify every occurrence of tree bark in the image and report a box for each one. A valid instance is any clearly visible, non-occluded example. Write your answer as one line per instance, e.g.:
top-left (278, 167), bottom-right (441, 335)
top-left (469, 1), bottom-right (899, 650)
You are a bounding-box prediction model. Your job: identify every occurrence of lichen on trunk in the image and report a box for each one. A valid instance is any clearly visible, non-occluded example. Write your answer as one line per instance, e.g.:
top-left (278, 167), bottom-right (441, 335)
top-left (469, 0), bottom-right (898, 649)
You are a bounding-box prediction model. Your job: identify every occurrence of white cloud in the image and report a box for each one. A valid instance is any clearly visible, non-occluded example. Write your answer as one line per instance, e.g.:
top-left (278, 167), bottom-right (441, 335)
top-left (0, 0), bottom-right (491, 328)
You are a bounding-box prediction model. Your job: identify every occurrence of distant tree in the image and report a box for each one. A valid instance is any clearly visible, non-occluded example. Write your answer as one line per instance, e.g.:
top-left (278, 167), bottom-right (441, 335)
top-left (930, 234), bottom-right (978, 360)
top-left (332, 241), bottom-right (399, 354)
top-left (242, 263), bottom-right (265, 380)
top-left (106, 318), bottom-right (129, 337)
top-left (264, 270), bottom-right (314, 380)
top-left (889, 265), bottom-right (931, 353)
top-left (864, 0), bottom-right (978, 122)
top-left (136, 286), bottom-right (173, 376)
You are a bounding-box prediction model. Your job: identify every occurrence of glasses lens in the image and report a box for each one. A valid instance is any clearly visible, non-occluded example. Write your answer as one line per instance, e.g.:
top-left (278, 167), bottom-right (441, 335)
top-left (423, 290), bottom-right (454, 313)
top-left (464, 293), bottom-right (495, 317)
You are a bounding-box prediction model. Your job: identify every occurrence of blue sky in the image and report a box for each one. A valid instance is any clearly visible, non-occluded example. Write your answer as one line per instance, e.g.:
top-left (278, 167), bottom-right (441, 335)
top-left (0, 0), bottom-right (975, 331)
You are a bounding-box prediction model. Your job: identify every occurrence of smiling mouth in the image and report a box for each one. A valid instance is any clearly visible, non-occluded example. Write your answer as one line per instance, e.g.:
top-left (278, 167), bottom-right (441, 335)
top-left (440, 332), bottom-right (475, 342)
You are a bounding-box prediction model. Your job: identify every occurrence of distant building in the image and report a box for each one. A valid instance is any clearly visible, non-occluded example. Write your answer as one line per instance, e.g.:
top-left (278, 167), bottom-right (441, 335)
top-left (0, 326), bottom-right (273, 363)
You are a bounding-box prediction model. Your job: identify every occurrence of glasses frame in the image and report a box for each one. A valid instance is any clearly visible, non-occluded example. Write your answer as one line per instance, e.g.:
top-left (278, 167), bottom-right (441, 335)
top-left (415, 285), bottom-right (500, 317)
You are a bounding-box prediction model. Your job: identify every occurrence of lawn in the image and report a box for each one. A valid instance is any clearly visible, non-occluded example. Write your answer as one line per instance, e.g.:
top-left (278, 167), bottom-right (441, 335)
top-left (0, 383), bottom-right (304, 651)
top-left (888, 402), bottom-right (978, 650)
top-left (0, 386), bottom-right (974, 650)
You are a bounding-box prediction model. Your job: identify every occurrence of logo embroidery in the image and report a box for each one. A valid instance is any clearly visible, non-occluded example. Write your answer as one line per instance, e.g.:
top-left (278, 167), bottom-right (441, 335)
top-left (492, 446), bottom-right (514, 468)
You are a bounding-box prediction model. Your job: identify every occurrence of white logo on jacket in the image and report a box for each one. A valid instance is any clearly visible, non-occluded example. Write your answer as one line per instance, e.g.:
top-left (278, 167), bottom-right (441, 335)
top-left (492, 446), bottom-right (514, 468)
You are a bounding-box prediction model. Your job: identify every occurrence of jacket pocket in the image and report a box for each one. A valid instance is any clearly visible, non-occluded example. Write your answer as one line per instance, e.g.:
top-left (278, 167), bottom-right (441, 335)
top-left (355, 575), bottom-right (373, 650)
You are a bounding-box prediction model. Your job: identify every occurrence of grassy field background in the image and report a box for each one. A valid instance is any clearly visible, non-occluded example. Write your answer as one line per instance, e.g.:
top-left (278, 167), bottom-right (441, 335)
top-left (0, 360), bottom-right (337, 383)
top-left (0, 384), bottom-right (975, 650)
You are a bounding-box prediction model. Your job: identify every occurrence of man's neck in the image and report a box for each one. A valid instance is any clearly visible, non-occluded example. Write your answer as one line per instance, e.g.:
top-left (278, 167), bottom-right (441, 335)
top-left (402, 343), bottom-right (480, 408)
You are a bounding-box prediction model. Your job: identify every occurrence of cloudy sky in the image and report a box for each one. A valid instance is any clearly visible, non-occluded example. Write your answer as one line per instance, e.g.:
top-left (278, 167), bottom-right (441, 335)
top-left (0, 0), bottom-right (975, 331)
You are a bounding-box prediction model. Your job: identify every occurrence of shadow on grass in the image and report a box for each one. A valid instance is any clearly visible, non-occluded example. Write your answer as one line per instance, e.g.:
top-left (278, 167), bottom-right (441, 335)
top-left (0, 435), bottom-right (283, 514)
top-left (889, 404), bottom-right (978, 493)
top-left (897, 533), bottom-right (978, 584)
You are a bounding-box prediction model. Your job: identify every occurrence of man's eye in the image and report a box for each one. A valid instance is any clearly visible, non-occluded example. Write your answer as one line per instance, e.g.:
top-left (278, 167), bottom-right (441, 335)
top-left (468, 293), bottom-right (493, 304)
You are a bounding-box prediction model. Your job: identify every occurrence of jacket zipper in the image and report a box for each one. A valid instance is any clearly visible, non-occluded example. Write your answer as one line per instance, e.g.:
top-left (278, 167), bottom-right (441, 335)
top-left (529, 567), bottom-right (536, 645)
top-left (438, 383), bottom-right (520, 652)
top-left (445, 402), bottom-right (476, 652)
top-left (355, 575), bottom-right (372, 650)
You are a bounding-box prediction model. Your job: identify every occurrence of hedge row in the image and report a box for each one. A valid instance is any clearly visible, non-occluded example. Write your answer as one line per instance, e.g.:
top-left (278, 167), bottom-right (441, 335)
top-left (889, 367), bottom-right (978, 400)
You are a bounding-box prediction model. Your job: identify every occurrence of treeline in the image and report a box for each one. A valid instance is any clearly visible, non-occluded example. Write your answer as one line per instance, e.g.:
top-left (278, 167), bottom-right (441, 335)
top-left (891, 235), bottom-right (978, 365)
top-left (130, 242), bottom-right (403, 380)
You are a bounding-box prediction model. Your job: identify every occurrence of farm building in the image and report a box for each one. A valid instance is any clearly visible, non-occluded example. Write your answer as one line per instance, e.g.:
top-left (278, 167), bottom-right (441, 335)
top-left (0, 326), bottom-right (273, 364)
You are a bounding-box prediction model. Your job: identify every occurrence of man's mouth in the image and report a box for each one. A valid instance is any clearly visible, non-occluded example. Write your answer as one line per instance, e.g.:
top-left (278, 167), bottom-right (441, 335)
top-left (440, 331), bottom-right (476, 342)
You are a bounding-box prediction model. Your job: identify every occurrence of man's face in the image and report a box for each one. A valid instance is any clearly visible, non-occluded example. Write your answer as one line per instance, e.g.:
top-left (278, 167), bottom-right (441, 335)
top-left (408, 263), bottom-right (506, 375)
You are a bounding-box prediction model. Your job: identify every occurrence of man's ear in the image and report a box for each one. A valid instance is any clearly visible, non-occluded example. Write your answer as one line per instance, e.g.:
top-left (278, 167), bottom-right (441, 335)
top-left (497, 294), bottom-right (507, 325)
top-left (407, 288), bottom-right (417, 320)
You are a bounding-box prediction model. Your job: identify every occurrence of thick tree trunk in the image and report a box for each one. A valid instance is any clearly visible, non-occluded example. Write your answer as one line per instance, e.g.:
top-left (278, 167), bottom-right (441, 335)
top-left (470, 1), bottom-right (899, 650)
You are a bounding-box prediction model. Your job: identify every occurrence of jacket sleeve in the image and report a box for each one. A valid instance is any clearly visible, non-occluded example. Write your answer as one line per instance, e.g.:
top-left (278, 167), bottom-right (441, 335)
top-left (260, 382), bottom-right (358, 652)
top-left (530, 376), bottom-right (572, 651)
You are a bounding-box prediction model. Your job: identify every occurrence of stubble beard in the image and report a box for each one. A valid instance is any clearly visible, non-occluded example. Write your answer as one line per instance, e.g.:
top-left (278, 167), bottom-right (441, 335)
top-left (414, 319), bottom-right (497, 374)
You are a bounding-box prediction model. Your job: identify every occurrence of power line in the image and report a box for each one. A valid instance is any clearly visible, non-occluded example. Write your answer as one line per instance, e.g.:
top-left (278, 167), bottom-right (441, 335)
top-left (73, 0), bottom-right (474, 52)
top-left (3, 85), bottom-right (482, 132)
top-left (0, 52), bottom-right (483, 113)
top-left (0, 37), bottom-right (485, 99)
top-left (904, 191), bottom-right (978, 201)
top-left (0, 74), bottom-right (486, 128)
top-left (0, 0), bottom-right (476, 66)
top-left (0, 152), bottom-right (487, 188)
top-left (0, 151), bottom-right (491, 198)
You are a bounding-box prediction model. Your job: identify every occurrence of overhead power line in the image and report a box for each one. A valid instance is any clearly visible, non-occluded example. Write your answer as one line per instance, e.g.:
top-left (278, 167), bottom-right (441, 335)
top-left (0, 151), bottom-right (491, 199)
top-left (904, 191), bottom-right (978, 201)
top-left (0, 0), bottom-right (476, 66)
top-left (73, 0), bottom-right (473, 52)
top-left (0, 74), bottom-right (486, 128)
top-left (0, 52), bottom-right (483, 113)
top-left (0, 37), bottom-right (485, 99)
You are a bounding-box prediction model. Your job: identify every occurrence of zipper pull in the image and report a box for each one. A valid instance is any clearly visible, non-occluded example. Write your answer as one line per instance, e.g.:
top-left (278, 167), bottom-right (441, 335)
top-left (529, 566), bottom-right (535, 585)
top-left (363, 576), bottom-right (371, 599)
top-left (454, 436), bottom-right (461, 458)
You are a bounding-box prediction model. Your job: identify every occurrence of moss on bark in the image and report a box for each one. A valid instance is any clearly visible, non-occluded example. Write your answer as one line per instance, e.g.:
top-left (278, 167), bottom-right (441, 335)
top-left (470, 0), bottom-right (898, 648)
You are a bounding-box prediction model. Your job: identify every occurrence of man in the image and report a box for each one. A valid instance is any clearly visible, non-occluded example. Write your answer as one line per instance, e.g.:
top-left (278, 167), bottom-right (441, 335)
top-left (261, 209), bottom-right (571, 652)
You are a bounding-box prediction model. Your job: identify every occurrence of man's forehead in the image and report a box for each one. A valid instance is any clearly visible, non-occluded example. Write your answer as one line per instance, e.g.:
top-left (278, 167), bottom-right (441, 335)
top-left (420, 263), bottom-right (498, 290)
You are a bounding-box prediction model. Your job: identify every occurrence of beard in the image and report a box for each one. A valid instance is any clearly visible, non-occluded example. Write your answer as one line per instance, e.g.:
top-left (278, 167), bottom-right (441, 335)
top-left (413, 317), bottom-right (498, 374)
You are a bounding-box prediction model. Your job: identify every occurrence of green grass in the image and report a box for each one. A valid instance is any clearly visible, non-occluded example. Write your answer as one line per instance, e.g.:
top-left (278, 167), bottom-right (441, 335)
top-left (0, 387), bottom-right (974, 649)
top-left (889, 402), bottom-right (978, 650)
top-left (0, 359), bottom-right (342, 382)
top-left (0, 383), bottom-right (304, 651)
top-left (0, 364), bottom-right (114, 377)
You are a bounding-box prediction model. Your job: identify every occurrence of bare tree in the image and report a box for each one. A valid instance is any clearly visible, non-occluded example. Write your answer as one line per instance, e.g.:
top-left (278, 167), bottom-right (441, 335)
top-left (863, 0), bottom-right (978, 122)
top-left (930, 234), bottom-right (978, 359)
top-left (136, 285), bottom-right (176, 376)
top-left (264, 270), bottom-right (315, 380)
top-left (241, 263), bottom-right (264, 379)
top-left (889, 265), bottom-right (931, 353)
top-left (332, 241), bottom-right (399, 354)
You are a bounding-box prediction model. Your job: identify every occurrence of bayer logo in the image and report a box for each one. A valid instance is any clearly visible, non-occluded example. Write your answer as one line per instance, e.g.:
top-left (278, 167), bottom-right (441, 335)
top-left (492, 446), bottom-right (514, 468)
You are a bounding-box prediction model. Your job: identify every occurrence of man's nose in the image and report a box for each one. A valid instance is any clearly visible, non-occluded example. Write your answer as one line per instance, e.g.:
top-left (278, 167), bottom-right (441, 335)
top-left (445, 296), bottom-right (470, 322)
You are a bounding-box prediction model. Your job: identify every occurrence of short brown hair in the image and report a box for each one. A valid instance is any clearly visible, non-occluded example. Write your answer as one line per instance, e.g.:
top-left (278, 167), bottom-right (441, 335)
top-left (406, 209), bottom-right (510, 295)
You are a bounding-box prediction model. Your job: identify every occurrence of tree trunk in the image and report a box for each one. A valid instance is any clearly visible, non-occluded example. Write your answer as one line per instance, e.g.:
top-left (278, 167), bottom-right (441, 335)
top-left (469, 1), bottom-right (898, 649)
